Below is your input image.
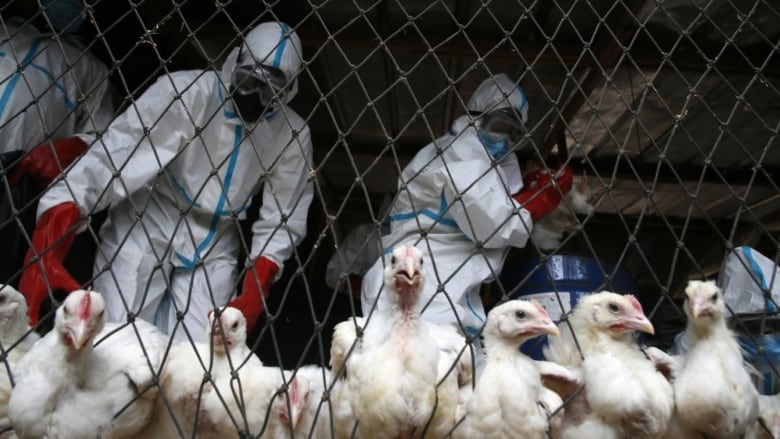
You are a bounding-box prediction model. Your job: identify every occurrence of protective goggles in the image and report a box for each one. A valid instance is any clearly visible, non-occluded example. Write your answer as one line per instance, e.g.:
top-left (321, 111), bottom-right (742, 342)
top-left (231, 64), bottom-right (288, 106)
top-left (478, 107), bottom-right (526, 145)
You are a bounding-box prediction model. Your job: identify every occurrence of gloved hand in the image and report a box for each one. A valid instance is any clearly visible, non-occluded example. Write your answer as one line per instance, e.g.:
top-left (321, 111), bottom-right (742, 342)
top-left (228, 256), bottom-right (279, 334)
top-left (10, 136), bottom-right (88, 188)
top-left (19, 202), bottom-right (83, 325)
top-left (513, 165), bottom-right (574, 222)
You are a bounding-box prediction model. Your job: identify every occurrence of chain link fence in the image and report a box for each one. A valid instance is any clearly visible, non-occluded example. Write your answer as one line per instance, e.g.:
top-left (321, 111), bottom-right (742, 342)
top-left (0, 0), bottom-right (779, 437)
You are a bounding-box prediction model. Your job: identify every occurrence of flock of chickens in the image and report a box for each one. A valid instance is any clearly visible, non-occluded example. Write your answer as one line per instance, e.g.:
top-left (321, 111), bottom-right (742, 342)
top-left (0, 244), bottom-right (777, 438)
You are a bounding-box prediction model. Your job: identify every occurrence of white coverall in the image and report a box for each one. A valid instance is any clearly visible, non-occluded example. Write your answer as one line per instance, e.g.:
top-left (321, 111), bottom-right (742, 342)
top-left (0, 20), bottom-right (114, 153)
top-left (38, 23), bottom-right (314, 341)
top-left (361, 75), bottom-right (532, 345)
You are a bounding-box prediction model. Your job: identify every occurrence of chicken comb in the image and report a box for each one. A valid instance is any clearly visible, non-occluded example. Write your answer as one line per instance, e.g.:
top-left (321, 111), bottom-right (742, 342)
top-left (530, 300), bottom-right (548, 316)
top-left (77, 291), bottom-right (92, 321)
top-left (400, 244), bottom-right (420, 261)
top-left (625, 295), bottom-right (644, 314)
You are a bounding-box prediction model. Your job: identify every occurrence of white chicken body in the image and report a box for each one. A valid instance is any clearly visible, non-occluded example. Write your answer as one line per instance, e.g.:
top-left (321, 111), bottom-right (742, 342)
top-left (8, 289), bottom-right (167, 439)
top-left (530, 172), bottom-right (595, 251)
top-left (673, 280), bottom-right (759, 439)
top-left (152, 307), bottom-right (297, 439)
top-left (581, 336), bottom-right (673, 437)
top-left (293, 365), bottom-right (336, 439)
top-left (0, 286), bottom-right (39, 435)
top-left (348, 307), bottom-right (439, 438)
top-left (455, 299), bottom-right (563, 439)
top-left (544, 291), bottom-right (674, 439)
top-left (343, 245), bottom-right (441, 439)
top-left (747, 394), bottom-right (780, 439)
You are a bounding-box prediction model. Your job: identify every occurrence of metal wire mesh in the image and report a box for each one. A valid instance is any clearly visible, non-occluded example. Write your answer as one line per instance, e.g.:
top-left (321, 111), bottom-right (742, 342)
top-left (0, 0), bottom-right (778, 437)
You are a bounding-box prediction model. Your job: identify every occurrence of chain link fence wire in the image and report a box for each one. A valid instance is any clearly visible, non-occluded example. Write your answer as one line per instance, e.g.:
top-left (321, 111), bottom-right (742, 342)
top-left (0, 0), bottom-right (779, 437)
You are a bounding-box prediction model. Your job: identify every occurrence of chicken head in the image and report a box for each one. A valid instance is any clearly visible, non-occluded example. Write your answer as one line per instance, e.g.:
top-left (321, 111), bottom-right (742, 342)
top-left (0, 285), bottom-right (28, 332)
top-left (574, 291), bottom-right (654, 337)
top-left (485, 299), bottom-right (559, 345)
top-left (208, 306), bottom-right (247, 353)
top-left (56, 289), bottom-right (106, 350)
top-left (383, 244), bottom-right (425, 312)
top-left (684, 280), bottom-right (725, 322)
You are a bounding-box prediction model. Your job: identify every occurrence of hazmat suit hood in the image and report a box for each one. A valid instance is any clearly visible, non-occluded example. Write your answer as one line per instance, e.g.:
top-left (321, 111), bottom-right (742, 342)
top-left (221, 22), bottom-right (303, 107)
top-left (467, 73), bottom-right (528, 121)
top-left (467, 74), bottom-right (529, 161)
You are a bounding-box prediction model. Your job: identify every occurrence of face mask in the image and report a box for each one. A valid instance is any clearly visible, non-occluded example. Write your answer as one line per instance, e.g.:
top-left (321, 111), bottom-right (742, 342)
top-left (230, 86), bottom-right (271, 124)
top-left (477, 131), bottom-right (509, 160)
top-left (231, 64), bottom-right (287, 107)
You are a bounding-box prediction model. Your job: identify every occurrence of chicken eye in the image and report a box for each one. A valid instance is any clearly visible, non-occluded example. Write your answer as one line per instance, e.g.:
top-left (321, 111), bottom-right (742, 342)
top-left (515, 310), bottom-right (526, 319)
top-left (710, 293), bottom-right (718, 303)
top-left (390, 256), bottom-right (397, 265)
top-left (232, 322), bottom-right (238, 330)
top-left (0, 295), bottom-right (6, 304)
top-left (608, 303), bottom-right (620, 313)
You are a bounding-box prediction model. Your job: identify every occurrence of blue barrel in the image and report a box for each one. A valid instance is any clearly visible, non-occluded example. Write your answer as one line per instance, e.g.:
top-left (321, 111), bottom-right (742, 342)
top-left (501, 253), bottom-right (638, 360)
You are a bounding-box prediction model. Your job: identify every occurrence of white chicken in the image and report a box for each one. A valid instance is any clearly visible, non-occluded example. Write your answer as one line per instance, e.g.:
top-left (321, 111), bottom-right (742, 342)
top-left (672, 280), bottom-right (759, 439)
top-left (543, 291), bottom-right (674, 439)
top-left (337, 244), bottom-right (442, 439)
top-left (149, 306), bottom-right (302, 439)
top-left (454, 299), bottom-right (571, 439)
top-left (331, 302), bottom-right (474, 437)
top-left (329, 316), bottom-right (361, 439)
top-left (8, 289), bottom-right (167, 439)
top-left (424, 319), bottom-right (474, 431)
top-left (0, 286), bottom-right (39, 436)
top-left (292, 365), bottom-right (335, 438)
top-left (747, 393), bottom-right (780, 439)
top-left (530, 171), bottom-right (595, 251)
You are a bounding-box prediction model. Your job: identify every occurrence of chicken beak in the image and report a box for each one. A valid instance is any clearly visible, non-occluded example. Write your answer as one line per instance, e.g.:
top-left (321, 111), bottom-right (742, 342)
top-left (537, 317), bottom-right (560, 336)
top-left (68, 320), bottom-right (91, 350)
top-left (690, 297), bottom-right (713, 319)
top-left (629, 314), bottom-right (655, 335)
top-left (544, 323), bottom-right (560, 337)
top-left (403, 261), bottom-right (417, 284)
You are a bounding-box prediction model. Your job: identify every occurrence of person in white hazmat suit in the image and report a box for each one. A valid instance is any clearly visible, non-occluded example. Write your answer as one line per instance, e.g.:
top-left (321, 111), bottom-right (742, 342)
top-left (361, 74), bottom-right (573, 362)
top-left (1, 18), bottom-right (115, 185)
top-left (18, 21), bottom-right (314, 341)
top-left (0, 14), bottom-right (115, 287)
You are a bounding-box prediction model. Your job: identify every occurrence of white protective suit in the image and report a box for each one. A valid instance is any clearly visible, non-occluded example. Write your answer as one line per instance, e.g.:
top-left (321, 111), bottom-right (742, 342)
top-left (0, 20), bottom-right (114, 153)
top-left (38, 22), bottom-right (314, 341)
top-left (361, 74), bottom-right (532, 344)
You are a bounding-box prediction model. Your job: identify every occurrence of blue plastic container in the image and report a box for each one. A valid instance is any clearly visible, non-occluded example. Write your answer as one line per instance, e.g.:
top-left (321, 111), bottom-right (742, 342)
top-left (500, 254), bottom-right (638, 360)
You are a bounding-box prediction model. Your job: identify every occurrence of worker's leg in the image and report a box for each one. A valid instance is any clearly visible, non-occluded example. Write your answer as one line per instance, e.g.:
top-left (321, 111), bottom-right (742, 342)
top-left (92, 236), bottom-right (171, 328)
top-left (167, 257), bottom-right (238, 343)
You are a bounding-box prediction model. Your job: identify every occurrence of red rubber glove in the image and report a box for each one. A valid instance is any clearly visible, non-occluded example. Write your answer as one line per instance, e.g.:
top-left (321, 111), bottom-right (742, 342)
top-left (10, 137), bottom-right (88, 188)
top-left (513, 165), bottom-right (574, 222)
top-left (19, 202), bottom-right (83, 326)
top-left (229, 256), bottom-right (279, 334)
